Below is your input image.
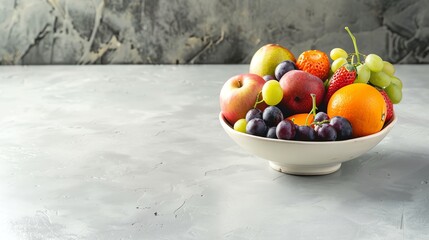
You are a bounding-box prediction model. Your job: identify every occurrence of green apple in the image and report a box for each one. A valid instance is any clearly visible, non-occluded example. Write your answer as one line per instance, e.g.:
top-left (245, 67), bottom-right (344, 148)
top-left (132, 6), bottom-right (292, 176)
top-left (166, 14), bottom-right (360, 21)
top-left (249, 44), bottom-right (296, 77)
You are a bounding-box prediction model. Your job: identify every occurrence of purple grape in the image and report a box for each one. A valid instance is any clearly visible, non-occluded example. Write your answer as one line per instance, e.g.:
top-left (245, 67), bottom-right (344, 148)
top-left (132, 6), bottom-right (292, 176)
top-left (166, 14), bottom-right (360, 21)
top-left (263, 75), bottom-right (276, 81)
top-left (316, 124), bottom-right (337, 141)
top-left (314, 122), bottom-right (325, 132)
top-left (275, 60), bottom-right (297, 80)
top-left (330, 116), bottom-right (352, 140)
top-left (314, 112), bottom-right (330, 123)
top-left (266, 127), bottom-right (277, 139)
top-left (276, 119), bottom-right (296, 140)
top-left (294, 124), bottom-right (300, 132)
top-left (275, 103), bottom-right (291, 117)
top-left (245, 108), bottom-right (262, 122)
top-left (246, 118), bottom-right (267, 137)
top-left (262, 106), bottom-right (284, 127)
top-left (314, 124), bottom-right (321, 133)
top-left (295, 125), bottom-right (316, 141)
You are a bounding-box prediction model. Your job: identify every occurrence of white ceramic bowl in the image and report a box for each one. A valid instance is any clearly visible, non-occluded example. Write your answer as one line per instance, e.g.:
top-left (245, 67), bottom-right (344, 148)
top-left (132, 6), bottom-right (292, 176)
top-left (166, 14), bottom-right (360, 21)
top-left (219, 112), bottom-right (397, 175)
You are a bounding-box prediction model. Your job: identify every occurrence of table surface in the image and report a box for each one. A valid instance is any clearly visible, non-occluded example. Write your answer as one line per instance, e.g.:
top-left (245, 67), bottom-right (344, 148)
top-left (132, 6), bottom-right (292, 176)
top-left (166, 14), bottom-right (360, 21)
top-left (0, 64), bottom-right (428, 240)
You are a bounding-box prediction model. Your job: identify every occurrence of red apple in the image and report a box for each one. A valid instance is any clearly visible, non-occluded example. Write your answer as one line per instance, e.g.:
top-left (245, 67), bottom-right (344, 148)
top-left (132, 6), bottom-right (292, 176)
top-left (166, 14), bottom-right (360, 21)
top-left (279, 70), bottom-right (325, 114)
top-left (220, 74), bottom-right (266, 125)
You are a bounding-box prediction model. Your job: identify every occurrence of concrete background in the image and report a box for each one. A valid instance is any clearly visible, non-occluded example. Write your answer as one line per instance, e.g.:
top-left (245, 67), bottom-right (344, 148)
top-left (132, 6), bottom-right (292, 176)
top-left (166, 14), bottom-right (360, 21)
top-left (0, 0), bottom-right (428, 65)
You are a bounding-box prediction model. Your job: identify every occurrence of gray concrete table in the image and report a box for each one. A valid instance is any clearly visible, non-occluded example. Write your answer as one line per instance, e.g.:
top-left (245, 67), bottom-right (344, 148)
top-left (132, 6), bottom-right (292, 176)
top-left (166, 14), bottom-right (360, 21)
top-left (0, 65), bottom-right (428, 240)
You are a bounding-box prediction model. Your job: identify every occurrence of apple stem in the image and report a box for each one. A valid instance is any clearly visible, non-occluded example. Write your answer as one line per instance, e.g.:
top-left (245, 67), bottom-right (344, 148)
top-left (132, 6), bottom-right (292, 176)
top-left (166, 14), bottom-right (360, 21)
top-left (253, 91), bottom-right (264, 108)
top-left (345, 26), bottom-right (361, 64)
top-left (305, 93), bottom-right (317, 126)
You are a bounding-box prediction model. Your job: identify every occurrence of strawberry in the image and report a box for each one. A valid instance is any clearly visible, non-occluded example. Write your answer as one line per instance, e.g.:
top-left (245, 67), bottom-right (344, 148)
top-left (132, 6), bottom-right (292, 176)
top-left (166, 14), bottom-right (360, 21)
top-left (324, 63), bottom-right (356, 105)
top-left (379, 90), bottom-right (394, 123)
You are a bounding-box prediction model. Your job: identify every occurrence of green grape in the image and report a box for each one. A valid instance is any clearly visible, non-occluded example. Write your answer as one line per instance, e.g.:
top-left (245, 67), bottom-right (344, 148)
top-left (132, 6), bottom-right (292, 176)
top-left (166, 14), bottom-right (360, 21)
top-left (382, 61), bottom-right (395, 76)
top-left (390, 76), bottom-right (403, 89)
top-left (330, 48), bottom-right (348, 60)
top-left (365, 54), bottom-right (384, 72)
top-left (385, 84), bottom-right (402, 104)
top-left (355, 64), bottom-right (370, 83)
top-left (233, 118), bottom-right (247, 133)
top-left (262, 80), bottom-right (283, 106)
top-left (369, 71), bottom-right (391, 88)
top-left (331, 57), bottom-right (348, 72)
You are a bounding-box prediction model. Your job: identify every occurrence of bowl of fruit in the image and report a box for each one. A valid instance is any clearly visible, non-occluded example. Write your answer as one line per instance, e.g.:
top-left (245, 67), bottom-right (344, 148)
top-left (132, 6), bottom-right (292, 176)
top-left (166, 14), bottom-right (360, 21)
top-left (219, 27), bottom-right (401, 175)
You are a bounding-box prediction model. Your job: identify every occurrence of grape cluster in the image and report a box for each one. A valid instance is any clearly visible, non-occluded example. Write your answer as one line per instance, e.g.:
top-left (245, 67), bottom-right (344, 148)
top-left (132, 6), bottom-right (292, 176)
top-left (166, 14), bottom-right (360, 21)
top-left (234, 107), bottom-right (353, 142)
top-left (329, 28), bottom-right (403, 105)
top-left (313, 112), bottom-right (353, 141)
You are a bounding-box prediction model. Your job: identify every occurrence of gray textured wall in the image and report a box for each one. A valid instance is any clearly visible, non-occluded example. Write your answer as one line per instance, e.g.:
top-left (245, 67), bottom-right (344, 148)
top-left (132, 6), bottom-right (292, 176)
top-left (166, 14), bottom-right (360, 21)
top-left (0, 0), bottom-right (428, 65)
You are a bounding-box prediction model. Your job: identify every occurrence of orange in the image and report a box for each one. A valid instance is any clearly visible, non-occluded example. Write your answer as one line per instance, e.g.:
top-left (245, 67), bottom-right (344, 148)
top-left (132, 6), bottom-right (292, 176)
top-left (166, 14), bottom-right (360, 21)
top-left (296, 50), bottom-right (330, 81)
top-left (287, 113), bottom-right (314, 126)
top-left (327, 83), bottom-right (386, 138)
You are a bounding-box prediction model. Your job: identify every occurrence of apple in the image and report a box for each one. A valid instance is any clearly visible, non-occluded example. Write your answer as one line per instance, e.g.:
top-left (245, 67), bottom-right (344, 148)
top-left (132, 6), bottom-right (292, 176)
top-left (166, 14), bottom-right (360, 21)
top-left (249, 44), bottom-right (296, 77)
top-left (279, 70), bottom-right (325, 114)
top-left (220, 74), bottom-right (266, 125)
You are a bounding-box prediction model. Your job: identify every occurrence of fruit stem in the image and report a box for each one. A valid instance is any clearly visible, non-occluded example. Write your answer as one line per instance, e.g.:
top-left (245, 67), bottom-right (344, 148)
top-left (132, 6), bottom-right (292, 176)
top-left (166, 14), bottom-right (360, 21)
top-left (311, 119), bottom-right (330, 126)
top-left (253, 91), bottom-right (264, 108)
top-left (345, 27), bottom-right (361, 64)
top-left (305, 93), bottom-right (317, 126)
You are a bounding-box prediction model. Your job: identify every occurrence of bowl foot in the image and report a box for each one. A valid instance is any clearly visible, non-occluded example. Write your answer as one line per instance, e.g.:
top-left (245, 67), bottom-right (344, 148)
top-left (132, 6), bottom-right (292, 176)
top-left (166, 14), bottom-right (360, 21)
top-left (269, 161), bottom-right (341, 175)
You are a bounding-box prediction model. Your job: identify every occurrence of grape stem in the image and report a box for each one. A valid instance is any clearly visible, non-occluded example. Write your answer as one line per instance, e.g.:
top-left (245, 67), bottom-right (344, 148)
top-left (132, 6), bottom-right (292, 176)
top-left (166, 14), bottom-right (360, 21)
top-left (253, 91), bottom-right (264, 108)
top-left (311, 119), bottom-right (330, 126)
top-left (345, 27), bottom-right (361, 64)
top-left (305, 93), bottom-right (317, 126)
